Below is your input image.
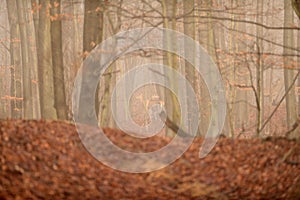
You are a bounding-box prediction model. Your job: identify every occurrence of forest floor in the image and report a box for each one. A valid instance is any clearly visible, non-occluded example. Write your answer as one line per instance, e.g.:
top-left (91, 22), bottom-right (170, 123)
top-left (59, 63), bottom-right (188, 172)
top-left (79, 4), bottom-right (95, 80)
top-left (0, 119), bottom-right (300, 200)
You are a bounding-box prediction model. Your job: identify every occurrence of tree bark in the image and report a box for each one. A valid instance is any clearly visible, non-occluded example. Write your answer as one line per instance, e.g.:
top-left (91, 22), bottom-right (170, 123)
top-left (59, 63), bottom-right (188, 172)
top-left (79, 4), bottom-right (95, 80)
top-left (298, 21), bottom-right (300, 116)
top-left (234, 0), bottom-right (248, 130)
top-left (37, 0), bottom-right (57, 119)
top-left (207, 0), bottom-right (219, 137)
top-left (0, 1), bottom-right (10, 118)
top-left (100, 0), bottom-right (122, 128)
top-left (26, 0), bottom-right (41, 119)
top-left (50, 0), bottom-right (68, 120)
top-left (6, 0), bottom-right (23, 119)
top-left (256, 0), bottom-right (264, 136)
top-left (183, 0), bottom-right (196, 133)
top-left (161, 0), bottom-right (180, 136)
top-left (83, 0), bottom-right (104, 120)
top-left (16, 0), bottom-right (33, 119)
top-left (196, 0), bottom-right (210, 136)
top-left (284, 0), bottom-right (298, 137)
top-left (31, 0), bottom-right (39, 43)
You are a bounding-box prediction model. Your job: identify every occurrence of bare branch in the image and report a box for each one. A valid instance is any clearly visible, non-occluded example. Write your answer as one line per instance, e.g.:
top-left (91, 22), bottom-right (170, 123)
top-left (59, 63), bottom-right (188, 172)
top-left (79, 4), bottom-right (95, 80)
top-left (259, 70), bottom-right (300, 134)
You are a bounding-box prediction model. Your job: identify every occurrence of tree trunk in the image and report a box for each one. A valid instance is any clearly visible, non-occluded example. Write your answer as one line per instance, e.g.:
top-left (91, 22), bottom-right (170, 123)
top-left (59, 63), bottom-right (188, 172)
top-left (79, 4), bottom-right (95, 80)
top-left (6, 0), bottom-right (23, 119)
top-left (234, 0), bottom-right (248, 130)
top-left (284, 0), bottom-right (297, 137)
top-left (100, 1), bottom-right (121, 127)
top-left (0, 1), bottom-right (9, 118)
top-left (161, 0), bottom-right (180, 136)
top-left (0, 53), bottom-right (4, 118)
top-left (16, 0), bottom-right (33, 119)
top-left (196, 0), bottom-right (210, 136)
top-left (50, 0), bottom-right (68, 120)
top-left (31, 0), bottom-right (39, 43)
top-left (70, 0), bottom-right (82, 86)
top-left (83, 0), bottom-right (104, 120)
top-left (26, 0), bottom-right (41, 119)
top-left (61, 0), bottom-right (83, 120)
top-left (37, 0), bottom-right (57, 119)
top-left (183, 0), bottom-right (196, 133)
top-left (256, 0), bottom-right (264, 136)
top-left (206, 0), bottom-right (219, 137)
top-left (298, 21), bottom-right (300, 116)
top-left (227, 0), bottom-right (236, 137)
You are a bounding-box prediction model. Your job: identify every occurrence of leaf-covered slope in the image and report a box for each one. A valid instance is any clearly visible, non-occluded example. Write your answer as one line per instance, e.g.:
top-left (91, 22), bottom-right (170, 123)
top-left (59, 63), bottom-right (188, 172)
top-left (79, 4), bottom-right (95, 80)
top-left (1, 120), bottom-right (300, 199)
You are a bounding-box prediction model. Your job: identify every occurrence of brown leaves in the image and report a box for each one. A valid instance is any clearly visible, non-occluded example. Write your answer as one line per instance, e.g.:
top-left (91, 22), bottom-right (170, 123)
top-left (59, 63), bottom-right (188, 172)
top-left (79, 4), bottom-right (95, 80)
top-left (0, 119), bottom-right (300, 199)
top-left (176, 182), bottom-right (218, 197)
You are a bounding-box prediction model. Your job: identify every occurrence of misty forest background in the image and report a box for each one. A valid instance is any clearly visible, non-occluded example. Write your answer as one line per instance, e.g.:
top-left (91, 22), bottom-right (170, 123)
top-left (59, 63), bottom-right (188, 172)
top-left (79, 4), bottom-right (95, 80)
top-left (0, 0), bottom-right (300, 138)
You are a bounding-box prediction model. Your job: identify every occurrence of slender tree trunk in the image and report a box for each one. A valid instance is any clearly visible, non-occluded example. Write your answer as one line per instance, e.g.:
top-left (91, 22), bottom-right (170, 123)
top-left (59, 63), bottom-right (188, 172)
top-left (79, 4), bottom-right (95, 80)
top-left (206, 0), bottom-right (219, 136)
top-left (16, 0), bottom-right (33, 119)
top-left (212, 0), bottom-right (231, 136)
top-left (0, 1), bottom-right (9, 118)
top-left (183, 0), bottom-right (196, 133)
top-left (71, 0), bottom-right (82, 81)
top-left (109, 1), bottom-right (122, 128)
top-left (161, 0), bottom-right (180, 136)
top-left (62, 0), bottom-right (83, 120)
top-left (227, 0), bottom-right (236, 137)
top-left (26, 0), bottom-right (41, 119)
top-left (235, 0), bottom-right (248, 130)
top-left (0, 54), bottom-right (4, 118)
top-left (101, 1), bottom-right (121, 127)
top-left (284, 0), bottom-right (297, 137)
top-left (37, 0), bottom-right (57, 119)
top-left (265, 0), bottom-right (275, 134)
top-left (6, 0), bottom-right (23, 119)
top-left (0, 55), bottom-right (8, 119)
top-left (30, 1), bottom-right (40, 120)
top-left (83, 0), bottom-right (104, 120)
top-left (31, 0), bottom-right (39, 43)
top-left (256, 0), bottom-right (264, 136)
top-left (50, 0), bottom-right (68, 120)
top-left (99, 20), bottom-right (112, 127)
top-left (298, 21), bottom-right (300, 116)
top-left (268, 59), bottom-right (274, 133)
top-left (196, 0), bottom-right (210, 136)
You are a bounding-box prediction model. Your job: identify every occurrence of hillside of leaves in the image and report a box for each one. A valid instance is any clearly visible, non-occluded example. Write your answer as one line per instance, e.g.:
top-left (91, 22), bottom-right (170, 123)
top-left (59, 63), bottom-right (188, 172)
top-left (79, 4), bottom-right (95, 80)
top-left (1, 119), bottom-right (300, 199)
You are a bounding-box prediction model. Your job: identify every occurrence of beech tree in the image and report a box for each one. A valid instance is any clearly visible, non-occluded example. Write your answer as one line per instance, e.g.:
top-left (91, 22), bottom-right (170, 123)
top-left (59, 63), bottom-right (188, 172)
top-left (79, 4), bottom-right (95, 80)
top-left (6, 0), bottom-right (22, 118)
top-left (183, 0), bottom-right (196, 133)
top-left (83, 0), bottom-right (104, 119)
top-left (100, 0), bottom-right (122, 127)
top-left (37, 0), bottom-right (57, 119)
top-left (256, 0), bottom-right (264, 135)
top-left (161, 0), bottom-right (180, 136)
top-left (283, 0), bottom-right (297, 137)
top-left (50, 0), bottom-right (68, 120)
